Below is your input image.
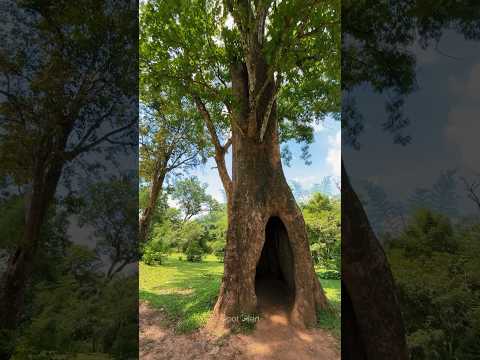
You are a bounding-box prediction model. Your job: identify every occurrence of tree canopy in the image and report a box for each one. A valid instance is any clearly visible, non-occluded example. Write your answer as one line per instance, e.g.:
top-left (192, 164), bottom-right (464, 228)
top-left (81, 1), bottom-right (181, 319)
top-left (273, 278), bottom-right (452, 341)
top-left (140, 0), bottom-right (340, 158)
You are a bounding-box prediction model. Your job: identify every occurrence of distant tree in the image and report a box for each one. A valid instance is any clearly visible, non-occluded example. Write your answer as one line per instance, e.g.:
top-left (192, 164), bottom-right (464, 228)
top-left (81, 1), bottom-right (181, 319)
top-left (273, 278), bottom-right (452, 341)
top-left (77, 176), bottom-right (138, 280)
top-left (171, 177), bottom-right (218, 222)
top-left (302, 192), bottom-right (340, 271)
top-left (461, 174), bottom-right (480, 213)
top-left (138, 100), bottom-right (209, 244)
top-left (409, 170), bottom-right (459, 218)
top-left (361, 180), bottom-right (406, 237)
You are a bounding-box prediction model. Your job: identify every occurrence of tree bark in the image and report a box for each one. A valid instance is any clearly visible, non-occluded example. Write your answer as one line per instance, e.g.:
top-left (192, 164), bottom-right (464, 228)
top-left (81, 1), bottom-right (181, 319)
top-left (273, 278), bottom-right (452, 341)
top-left (341, 160), bottom-right (408, 359)
top-left (139, 167), bottom-right (166, 244)
top-left (209, 87), bottom-right (328, 329)
top-left (0, 161), bottom-right (63, 329)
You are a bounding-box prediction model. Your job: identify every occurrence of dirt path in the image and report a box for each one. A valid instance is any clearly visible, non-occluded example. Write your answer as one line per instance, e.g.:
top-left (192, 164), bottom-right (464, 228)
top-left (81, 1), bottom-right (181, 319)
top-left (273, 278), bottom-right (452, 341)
top-left (140, 300), bottom-right (340, 360)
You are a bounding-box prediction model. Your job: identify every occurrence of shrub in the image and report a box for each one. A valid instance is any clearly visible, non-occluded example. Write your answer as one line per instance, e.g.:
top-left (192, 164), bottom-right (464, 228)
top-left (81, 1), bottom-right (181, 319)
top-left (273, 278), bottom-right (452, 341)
top-left (318, 270), bottom-right (340, 280)
top-left (142, 247), bottom-right (164, 265)
top-left (185, 241), bottom-right (203, 262)
top-left (142, 240), bottom-right (167, 265)
top-left (211, 240), bottom-right (225, 262)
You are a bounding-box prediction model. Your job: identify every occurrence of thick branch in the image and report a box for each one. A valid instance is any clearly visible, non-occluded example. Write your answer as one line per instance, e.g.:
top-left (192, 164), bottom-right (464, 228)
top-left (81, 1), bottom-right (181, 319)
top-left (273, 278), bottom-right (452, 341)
top-left (259, 74), bottom-right (282, 142)
top-left (193, 94), bottom-right (232, 194)
top-left (224, 137), bottom-right (233, 151)
top-left (193, 95), bottom-right (223, 151)
top-left (214, 151), bottom-right (232, 197)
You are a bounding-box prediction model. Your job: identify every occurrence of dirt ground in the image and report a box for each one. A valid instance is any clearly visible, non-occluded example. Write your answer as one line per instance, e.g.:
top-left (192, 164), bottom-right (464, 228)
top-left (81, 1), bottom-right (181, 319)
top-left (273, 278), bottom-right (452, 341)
top-left (139, 300), bottom-right (340, 360)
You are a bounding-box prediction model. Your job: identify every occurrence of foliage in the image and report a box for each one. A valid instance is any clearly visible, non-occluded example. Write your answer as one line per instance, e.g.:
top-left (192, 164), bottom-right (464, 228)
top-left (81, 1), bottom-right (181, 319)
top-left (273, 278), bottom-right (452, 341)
top-left (139, 185), bottom-right (169, 219)
top-left (0, 206), bottom-right (138, 358)
top-left (140, 0), bottom-right (340, 161)
top-left (185, 241), bottom-right (204, 263)
top-left (142, 241), bottom-right (167, 266)
top-left (0, 195), bottom-right (25, 254)
top-left (360, 180), bottom-right (405, 237)
top-left (14, 271), bottom-right (138, 359)
top-left (171, 177), bottom-right (218, 222)
top-left (302, 192), bottom-right (341, 272)
top-left (76, 177), bottom-right (138, 280)
top-left (317, 269), bottom-right (341, 280)
top-left (9, 233), bottom-right (138, 358)
top-left (211, 240), bottom-right (226, 262)
top-left (139, 103), bottom-right (209, 184)
top-left (147, 198), bottom-right (227, 263)
top-left (0, 0), bottom-right (137, 188)
top-left (198, 203), bottom-right (228, 242)
top-left (386, 210), bottom-right (480, 359)
top-left (0, 2), bottom-right (137, 354)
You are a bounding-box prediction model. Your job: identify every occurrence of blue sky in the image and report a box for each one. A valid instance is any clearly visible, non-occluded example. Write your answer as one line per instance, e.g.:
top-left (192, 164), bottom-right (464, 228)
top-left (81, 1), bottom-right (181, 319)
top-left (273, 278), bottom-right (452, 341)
top-left (187, 116), bottom-right (341, 202)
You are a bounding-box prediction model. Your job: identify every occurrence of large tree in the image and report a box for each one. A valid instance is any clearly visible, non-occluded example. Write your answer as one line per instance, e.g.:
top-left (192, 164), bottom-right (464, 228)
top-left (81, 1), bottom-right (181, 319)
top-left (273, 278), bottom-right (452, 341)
top-left (141, 0), bottom-right (340, 328)
top-left (0, 0), bottom-right (137, 329)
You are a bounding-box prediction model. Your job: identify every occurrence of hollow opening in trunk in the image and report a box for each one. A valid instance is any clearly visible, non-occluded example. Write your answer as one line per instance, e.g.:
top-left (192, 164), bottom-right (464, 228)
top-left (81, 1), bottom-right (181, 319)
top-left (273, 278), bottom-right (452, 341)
top-left (255, 217), bottom-right (295, 312)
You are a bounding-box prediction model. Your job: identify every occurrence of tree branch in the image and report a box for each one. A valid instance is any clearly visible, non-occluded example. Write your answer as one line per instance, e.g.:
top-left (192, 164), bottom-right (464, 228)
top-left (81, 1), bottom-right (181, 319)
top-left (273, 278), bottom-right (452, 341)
top-left (223, 137), bottom-right (233, 152)
top-left (66, 120), bottom-right (136, 160)
top-left (74, 105), bottom-right (115, 150)
top-left (193, 95), bottom-right (223, 151)
top-left (259, 74), bottom-right (282, 142)
top-left (192, 94), bottom-right (232, 194)
top-left (461, 177), bottom-right (480, 212)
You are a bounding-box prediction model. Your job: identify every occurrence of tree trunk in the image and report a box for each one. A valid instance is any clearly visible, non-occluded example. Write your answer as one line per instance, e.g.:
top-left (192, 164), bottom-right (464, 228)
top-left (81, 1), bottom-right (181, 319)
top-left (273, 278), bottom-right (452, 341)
top-left (0, 163), bottom-right (63, 330)
top-left (341, 160), bottom-right (408, 359)
top-left (139, 168), bottom-right (166, 244)
top-left (210, 95), bottom-right (328, 330)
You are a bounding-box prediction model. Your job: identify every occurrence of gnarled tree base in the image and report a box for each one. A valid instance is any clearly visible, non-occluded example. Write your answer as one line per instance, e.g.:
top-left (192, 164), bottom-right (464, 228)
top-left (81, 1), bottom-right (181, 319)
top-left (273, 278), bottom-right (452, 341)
top-left (208, 178), bottom-right (328, 332)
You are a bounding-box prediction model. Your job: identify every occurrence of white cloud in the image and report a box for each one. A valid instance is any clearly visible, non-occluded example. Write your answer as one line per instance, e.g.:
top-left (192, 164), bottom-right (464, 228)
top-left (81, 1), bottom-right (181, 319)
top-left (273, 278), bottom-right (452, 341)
top-left (292, 175), bottom-right (321, 188)
top-left (326, 130), bottom-right (341, 176)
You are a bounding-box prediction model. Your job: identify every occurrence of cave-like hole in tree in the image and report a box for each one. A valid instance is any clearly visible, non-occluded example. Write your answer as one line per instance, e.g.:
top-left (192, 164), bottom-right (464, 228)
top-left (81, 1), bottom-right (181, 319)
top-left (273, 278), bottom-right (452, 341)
top-left (255, 217), bottom-right (295, 310)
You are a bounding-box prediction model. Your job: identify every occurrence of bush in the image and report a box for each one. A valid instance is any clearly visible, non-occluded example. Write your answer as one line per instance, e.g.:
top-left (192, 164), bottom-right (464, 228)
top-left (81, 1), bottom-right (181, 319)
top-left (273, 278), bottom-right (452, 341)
top-left (185, 241), bottom-right (203, 262)
top-left (318, 270), bottom-right (340, 280)
top-left (211, 240), bottom-right (225, 262)
top-left (142, 247), bottom-right (164, 265)
top-left (142, 241), bottom-right (167, 265)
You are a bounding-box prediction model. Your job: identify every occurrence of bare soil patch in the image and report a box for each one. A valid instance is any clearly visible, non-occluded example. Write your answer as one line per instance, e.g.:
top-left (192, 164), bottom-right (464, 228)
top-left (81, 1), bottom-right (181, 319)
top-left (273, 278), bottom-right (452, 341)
top-left (140, 301), bottom-right (340, 360)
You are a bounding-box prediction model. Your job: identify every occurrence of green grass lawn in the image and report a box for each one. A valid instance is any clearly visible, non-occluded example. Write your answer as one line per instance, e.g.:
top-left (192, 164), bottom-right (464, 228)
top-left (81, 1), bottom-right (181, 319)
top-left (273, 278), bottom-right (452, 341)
top-left (314, 266), bottom-right (341, 338)
top-left (140, 253), bottom-right (340, 336)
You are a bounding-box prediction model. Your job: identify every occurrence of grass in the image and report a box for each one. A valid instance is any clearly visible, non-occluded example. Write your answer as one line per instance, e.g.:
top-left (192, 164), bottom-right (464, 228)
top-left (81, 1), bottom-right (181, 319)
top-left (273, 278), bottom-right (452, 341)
top-left (140, 253), bottom-right (341, 337)
top-left (140, 253), bottom-right (223, 333)
top-left (315, 266), bottom-right (341, 338)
